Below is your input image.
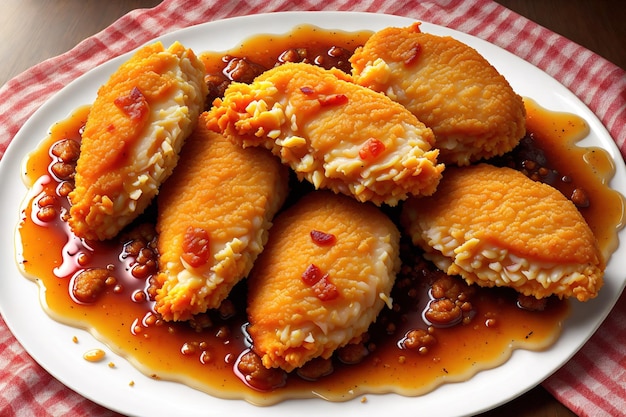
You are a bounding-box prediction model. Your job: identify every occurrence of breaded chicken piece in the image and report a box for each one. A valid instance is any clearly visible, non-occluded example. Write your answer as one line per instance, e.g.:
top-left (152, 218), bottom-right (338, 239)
top-left (206, 62), bottom-right (443, 206)
top-left (400, 164), bottom-right (604, 301)
top-left (350, 23), bottom-right (526, 166)
top-left (247, 191), bottom-right (401, 372)
top-left (154, 113), bottom-right (289, 322)
top-left (68, 41), bottom-right (207, 241)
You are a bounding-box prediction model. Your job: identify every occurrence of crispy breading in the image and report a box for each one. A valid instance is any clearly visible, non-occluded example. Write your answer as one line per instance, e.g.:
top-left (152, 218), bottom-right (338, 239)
top-left (206, 62), bottom-right (444, 206)
top-left (351, 23), bottom-right (526, 166)
top-left (247, 191), bottom-right (401, 372)
top-left (154, 113), bottom-right (289, 322)
top-left (401, 164), bottom-right (604, 301)
top-left (68, 41), bottom-right (207, 241)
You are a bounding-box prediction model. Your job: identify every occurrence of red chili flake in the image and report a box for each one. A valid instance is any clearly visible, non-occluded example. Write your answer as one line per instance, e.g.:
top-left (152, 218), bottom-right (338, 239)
top-left (312, 274), bottom-right (339, 301)
top-left (404, 44), bottom-right (422, 66)
top-left (114, 87), bottom-right (149, 121)
top-left (318, 94), bottom-right (348, 107)
top-left (302, 264), bottom-right (323, 286)
top-left (300, 86), bottom-right (315, 95)
top-left (310, 230), bottom-right (337, 246)
top-left (359, 138), bottom-right (386, 160)
top-left (181, 226), bottom-right (211, 268)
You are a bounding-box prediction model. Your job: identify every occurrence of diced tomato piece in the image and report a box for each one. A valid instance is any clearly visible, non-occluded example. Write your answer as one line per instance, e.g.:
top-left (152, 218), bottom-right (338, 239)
top-left (181, 226), bottom-right (211, 268)
top-left (302, 264), bottom-right (323, 285)
top-left (310, 230), bottom-right (337, 246)
top-left (114, 87), bottom-right (149, 121)
top-left (359, 138), bottom-right (386, 160)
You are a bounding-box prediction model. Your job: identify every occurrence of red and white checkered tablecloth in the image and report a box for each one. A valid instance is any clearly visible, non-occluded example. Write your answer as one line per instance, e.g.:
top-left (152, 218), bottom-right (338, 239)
top-left (0, 1), bottom-right (624, 416)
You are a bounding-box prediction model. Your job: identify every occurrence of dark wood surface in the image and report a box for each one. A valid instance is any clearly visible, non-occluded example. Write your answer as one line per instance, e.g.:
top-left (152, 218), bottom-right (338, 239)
top-left (2, 1), bottom-right (623, 416)
top-left (497, 0), bottom-right (625, 70)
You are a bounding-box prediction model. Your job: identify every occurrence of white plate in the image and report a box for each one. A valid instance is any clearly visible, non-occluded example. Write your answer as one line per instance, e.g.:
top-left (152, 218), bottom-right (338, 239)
top-left (1, 11), bottom-right (625, 417)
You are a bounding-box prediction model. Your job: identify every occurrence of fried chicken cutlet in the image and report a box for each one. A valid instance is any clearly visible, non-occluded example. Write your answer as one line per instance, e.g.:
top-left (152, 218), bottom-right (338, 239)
top-left (246, 191), bottom-right (401, 372)
top-left (401, 164), bottom-right (604, 301)
top-left (154, 114), bottom-right (289, 322)
top-left (351, 23), bottom-right (526, 166)
top-left (206, 62), bottom-right (443, 206)
top-left (68, 41), bottom-right (207, 241)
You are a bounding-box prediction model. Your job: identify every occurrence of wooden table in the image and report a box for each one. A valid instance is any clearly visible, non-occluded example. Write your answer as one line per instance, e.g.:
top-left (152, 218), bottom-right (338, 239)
top-left (1, 1), bottom-right (623, 416)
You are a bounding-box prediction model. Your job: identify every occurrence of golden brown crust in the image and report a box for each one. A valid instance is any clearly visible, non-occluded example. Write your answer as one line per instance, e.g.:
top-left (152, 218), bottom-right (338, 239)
top-left (401, 164), bottom-right (604, 301)
top-left (206, 62), bottom-right (444, 206)
top-left (351, 24), bottom-right (526, 166)
top-left (154, 113), bottom-right (289, 322)
top-left (69, 42), bottom-right (207, 241)
top-left (247, 191), bottom-right (400, 371)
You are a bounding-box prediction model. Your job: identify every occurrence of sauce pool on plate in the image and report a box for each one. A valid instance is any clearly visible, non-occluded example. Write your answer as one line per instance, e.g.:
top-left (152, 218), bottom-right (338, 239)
top-left (15, 25), bottom-right (624, 405)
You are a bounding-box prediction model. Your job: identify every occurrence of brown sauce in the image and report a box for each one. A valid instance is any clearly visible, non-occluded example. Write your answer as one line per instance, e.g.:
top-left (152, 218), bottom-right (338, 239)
top-left (16, 26), bottom-right (625, 406)
top-left (203, 26), bottom-right (370, 69)
top-left (523, 98), bottom-right (624, 260)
